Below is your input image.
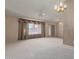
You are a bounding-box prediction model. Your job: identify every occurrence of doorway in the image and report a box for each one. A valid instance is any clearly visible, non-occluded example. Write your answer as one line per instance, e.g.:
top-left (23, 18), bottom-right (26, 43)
top-left (51, 25), bottom-right (55, 37)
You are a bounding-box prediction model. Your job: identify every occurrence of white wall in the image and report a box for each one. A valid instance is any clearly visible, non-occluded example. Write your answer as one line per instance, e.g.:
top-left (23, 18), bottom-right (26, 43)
top-left (48, 25), bottom-right (51, 36)
top-left (45, 23), bottom-right (51, 37)
top-left (5, 16), bottom-right (18, 43)
top-left (56, 22), bottom-right (63, 38)
top-left (63, 0), bottom-right (74, 46)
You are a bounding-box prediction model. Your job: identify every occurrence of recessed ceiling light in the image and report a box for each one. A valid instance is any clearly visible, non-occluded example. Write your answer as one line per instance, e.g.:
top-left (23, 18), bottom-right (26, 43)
top-left (42, 13), bottom-right (46, 16)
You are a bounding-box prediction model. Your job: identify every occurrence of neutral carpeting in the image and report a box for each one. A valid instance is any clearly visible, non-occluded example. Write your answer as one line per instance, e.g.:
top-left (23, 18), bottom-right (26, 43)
top-left (5, 37), bottom-right (74, 59)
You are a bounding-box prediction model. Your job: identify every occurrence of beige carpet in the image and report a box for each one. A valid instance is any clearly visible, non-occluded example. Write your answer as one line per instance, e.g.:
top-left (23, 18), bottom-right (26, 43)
top-left (5, 37), bottom-right (74, 59)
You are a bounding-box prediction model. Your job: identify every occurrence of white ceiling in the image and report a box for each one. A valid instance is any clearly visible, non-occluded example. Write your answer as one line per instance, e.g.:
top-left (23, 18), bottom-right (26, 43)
top-left (5, 0), bottom-right (65, 22)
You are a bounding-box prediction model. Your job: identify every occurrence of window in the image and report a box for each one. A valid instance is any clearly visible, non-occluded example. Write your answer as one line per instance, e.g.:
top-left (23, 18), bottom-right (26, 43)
top-left (28, 23), bottom-right (42, 35)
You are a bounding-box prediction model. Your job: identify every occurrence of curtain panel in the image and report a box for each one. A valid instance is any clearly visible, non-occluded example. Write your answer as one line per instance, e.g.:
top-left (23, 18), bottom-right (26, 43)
top-left (18, 18), bottom-right (45, 40)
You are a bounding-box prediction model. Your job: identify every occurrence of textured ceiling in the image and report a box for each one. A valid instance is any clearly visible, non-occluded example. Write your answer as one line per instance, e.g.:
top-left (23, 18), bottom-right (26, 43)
top-left (5, 0), bottom-right (65, 22)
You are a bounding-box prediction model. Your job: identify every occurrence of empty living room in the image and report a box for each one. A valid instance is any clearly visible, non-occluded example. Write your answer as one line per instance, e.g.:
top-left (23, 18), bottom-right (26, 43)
top-left (5, 0), bottom-right (74, 59)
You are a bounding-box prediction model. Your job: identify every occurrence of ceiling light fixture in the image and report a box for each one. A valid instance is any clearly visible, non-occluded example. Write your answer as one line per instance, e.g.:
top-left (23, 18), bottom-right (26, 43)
top-left (54, 0), bottom-right (67, 12)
